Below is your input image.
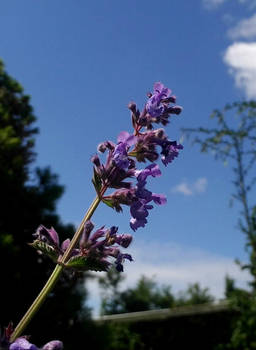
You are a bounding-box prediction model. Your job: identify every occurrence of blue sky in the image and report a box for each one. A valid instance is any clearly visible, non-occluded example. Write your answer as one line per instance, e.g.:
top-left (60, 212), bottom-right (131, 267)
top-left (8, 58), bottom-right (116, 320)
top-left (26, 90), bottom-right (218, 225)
top-left (1, 0), bottom-right (256, 313)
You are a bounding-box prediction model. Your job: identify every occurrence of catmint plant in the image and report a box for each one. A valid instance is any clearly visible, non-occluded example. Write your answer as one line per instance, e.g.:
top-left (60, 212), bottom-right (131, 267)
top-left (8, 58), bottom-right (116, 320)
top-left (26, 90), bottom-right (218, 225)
top-left (4, 82), bottom-right (183, 349)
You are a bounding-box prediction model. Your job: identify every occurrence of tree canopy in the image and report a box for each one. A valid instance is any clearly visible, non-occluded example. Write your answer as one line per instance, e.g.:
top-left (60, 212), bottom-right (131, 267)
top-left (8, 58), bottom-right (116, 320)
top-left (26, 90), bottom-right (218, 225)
top-left (0, 59), bottom-right (94, 349)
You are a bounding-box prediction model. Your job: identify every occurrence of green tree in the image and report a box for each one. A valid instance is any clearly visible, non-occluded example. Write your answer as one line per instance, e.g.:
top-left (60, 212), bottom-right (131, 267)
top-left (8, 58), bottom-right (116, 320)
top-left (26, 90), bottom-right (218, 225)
top-left (175, 283), bottom-right (214, 306)
top-left (184, 101), bottom-right (256, 349)
top-left (0, 59), bottom-right (94, 349)
top-left (99, 270), bottom-right (214, 315)
top-left (99, 267), bottom-right (126, 315)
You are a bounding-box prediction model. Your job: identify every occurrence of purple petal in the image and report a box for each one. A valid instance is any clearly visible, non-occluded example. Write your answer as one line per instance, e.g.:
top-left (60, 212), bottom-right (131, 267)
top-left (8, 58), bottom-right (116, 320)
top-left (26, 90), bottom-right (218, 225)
top-left (115, 234), bottom-right (133, 248)
top-left (109, 226), bottom-right (118, 236)
top-left (48, 227), bottom-right (59, 246)
top-left (10, 338), bottom-right (38, 350)
top-left (104, 247), bottom-right (120, 258)
top-left (135, 186), bottom-right (152, 201)
top-left (161, 141), bottom-right (183, 166)
top-left (117, 131), bottom-right (130, 143)
top-left (167, 106), bottom-right (183, 115)
top-left (130, 201), bottom-right (150, 220)
top-left (115, 253), bottom-right (133, 272)
top-left (61, 238), bottom-right (70, 251)
top-left (137, 164), bottom-right (161, 182)
top-left (151, 193), bottom-right (167, 205)
top-left (90, 227), bottom-right (106, 242)
top-left (153, 82), bottom-right (172, 98)
top-left (42, 340), bottom-right (63, 350)
top-left (130, 217), bottom-right (147, 231)
top-left (113, 143), bottom-right (130, 169)
top-left (117, 131), bottom-right (137, 146)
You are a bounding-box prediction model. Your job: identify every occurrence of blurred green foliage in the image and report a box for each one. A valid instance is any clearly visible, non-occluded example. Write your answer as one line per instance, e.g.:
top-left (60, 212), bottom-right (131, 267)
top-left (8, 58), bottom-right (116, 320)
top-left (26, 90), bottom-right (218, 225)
top-left (0, 59), bottom-right (101, 349)
top-left (184, 101), bottom-right (256, 349)
top-left (99, 269), bottom-right (214, 315)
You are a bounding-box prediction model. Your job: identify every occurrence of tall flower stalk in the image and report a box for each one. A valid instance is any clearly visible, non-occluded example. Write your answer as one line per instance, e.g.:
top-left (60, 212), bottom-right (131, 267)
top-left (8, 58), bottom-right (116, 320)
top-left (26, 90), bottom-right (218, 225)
top-left (5, 82), bottom-right (183, 349)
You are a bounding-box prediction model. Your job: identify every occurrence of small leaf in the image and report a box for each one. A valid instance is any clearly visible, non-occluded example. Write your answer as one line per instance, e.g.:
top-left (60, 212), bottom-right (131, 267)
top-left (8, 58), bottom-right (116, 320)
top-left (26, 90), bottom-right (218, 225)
top-left (29, 240), bottom-right (58, 262)
top-left (92, 167), bottom-right (102, 194)
top-left (66, 255), bottom-right (109, 272)
top-left (102, 198), bottom-right (115, 209)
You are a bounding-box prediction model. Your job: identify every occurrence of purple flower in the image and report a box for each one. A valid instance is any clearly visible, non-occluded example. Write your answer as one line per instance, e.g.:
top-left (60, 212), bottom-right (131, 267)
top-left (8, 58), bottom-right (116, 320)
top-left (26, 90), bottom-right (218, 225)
top-left (136, 163), bottom-right (162, 183)
top-left (68, 221), bottom-right (133, 272)
top-left (33, 226), bottom-right (59, 249)
top-left (92, 132), bottom-right (137, 191)
top-left (160, 140), bottom-right (183, 166)
top-left (129, 164), bottom-right (167, 231)
top-left (112, 132), bottom-right (137, 169)
top-left (115, 253), bottom-right (133, 272)
top-left (146, 82), bottom-right (172, 118)
top-left (31, 225), bottom-right (71, 261)
top-left (9, 338), bottom-right (38, 350)
top-left (142, 82), bottom-right (183, 129)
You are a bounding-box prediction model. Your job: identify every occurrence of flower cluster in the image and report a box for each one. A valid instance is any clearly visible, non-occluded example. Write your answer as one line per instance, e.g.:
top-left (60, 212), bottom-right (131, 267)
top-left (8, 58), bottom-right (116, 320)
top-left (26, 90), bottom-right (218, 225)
top-left (20, 82), bottom-right (182, 348)
top-left (0, 324), bottom-right (62, 350)
top-left (31, 221), bottom-right (133, 272)
top-left (92, 82), bottom-right (183, 231)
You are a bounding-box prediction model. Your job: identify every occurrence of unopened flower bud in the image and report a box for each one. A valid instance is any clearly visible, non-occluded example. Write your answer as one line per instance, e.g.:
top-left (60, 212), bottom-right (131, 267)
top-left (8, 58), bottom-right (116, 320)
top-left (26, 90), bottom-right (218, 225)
top-left (91, 154), bottom-right (101, 167)
top-left (128, 102), bottom-right (136, 112)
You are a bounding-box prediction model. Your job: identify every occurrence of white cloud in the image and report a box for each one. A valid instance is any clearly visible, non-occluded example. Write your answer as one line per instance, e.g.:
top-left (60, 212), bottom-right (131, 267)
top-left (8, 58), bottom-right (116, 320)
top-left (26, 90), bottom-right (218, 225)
top-left (203, 0), bottom-right (228, 9)
top-left (238, 0), bottom-right (256, 9)
top-left (203, 0), bottom-right (256, 9)
top-left (171, 177), bottom-right (208, 196)
top-left (223, 42), bottom-right (256, 99)
top-left (87, 240), bottom-right (250, 316)
top-left (228, 14), bottom-right (256, 40)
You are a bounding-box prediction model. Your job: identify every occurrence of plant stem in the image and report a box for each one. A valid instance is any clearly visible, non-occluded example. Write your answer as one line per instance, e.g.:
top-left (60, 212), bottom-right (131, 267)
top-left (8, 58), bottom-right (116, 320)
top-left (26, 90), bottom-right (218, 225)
top-left (11, 191), bottom-right (105, 342)
top-left (10, 264), bottom-right (63, 343)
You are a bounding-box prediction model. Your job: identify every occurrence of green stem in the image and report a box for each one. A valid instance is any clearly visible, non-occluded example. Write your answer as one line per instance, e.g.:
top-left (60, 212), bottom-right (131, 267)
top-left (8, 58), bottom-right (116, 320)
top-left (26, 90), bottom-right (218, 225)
top-left (11, 191), bottom-right (105, 342)
top-left (10, 264), bottom-right (63, 343)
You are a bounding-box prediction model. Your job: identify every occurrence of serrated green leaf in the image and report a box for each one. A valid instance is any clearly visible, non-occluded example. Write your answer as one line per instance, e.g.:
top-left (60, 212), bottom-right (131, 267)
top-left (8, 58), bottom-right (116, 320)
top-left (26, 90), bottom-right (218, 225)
top-left (30, 240), bottom-right (58, 262)
top-left (66, 255), bottom-right (109, 272)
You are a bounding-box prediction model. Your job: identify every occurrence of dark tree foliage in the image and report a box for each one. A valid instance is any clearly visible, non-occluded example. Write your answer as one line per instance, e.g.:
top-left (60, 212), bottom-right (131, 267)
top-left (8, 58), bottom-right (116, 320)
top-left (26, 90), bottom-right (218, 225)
top-left (183, 101), bottom-right (256, 349)
top-left (0, 59), bottom-right (98, 349)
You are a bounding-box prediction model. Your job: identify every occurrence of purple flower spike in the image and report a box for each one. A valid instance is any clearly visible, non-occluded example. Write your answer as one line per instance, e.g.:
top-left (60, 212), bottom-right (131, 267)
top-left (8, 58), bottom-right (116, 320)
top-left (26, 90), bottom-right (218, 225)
top-left (9, 338), bottom-right (38, 350)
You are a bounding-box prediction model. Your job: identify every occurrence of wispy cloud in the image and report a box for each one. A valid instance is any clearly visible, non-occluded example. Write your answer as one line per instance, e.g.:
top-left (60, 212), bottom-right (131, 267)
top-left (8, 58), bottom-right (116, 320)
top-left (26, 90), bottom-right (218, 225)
top-left (227, 14), bottom-right (256, 40)
top-left (203, 0), bottom-right (256, 10)
top-left (202, 0), bottom-right (228, 10)
top-left (223, 42), bottom-right (256, 99)
top-left (171, 177), bottom-right (208, 196)
top-left (87, 240), bottom-right (250, 316)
